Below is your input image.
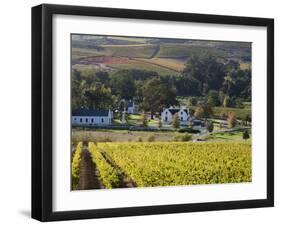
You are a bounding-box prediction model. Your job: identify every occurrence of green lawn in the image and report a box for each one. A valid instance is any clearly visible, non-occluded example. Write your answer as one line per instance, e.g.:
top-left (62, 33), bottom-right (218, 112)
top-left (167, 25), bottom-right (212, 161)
top-left (208, 130), bottom-right (251, 142)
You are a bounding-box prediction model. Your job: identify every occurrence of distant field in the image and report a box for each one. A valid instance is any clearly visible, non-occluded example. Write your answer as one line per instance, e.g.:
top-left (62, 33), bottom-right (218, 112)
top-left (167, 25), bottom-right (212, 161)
top-left (109, 61), bottom-right (179, 76)
top-left (72, 47), bottom-right (111, 60)
top-left (135, 58), bottom-right (185, 72)
top-left (101, 36), bottom-right (149, 43)
top-left (73, 55), bottom-right (181, 76)
top-left (72, 44), bottom-right (157, 59)
top-left (156, 44), bottom-right (227, 58)
top-left (102, 44), bottom-right (157, 58)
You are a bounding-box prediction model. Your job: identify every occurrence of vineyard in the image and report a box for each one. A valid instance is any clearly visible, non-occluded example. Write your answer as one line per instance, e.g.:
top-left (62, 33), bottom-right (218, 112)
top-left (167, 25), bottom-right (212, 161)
top-left (71, 142), bottom-right (83, 189)
top-left (72, 141), bottom-right (252, 190)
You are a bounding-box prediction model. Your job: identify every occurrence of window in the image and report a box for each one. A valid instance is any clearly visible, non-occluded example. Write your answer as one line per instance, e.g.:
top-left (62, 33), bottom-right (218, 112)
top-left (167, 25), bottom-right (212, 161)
top-left (165, 116), bottom-right (168, 121)
top-left (74, 118), bottom-right (77, 121)
top-left (181, 111), bottom-right (183, 115)
top-left (85, 118), bottom-right (88, 123)
top-left (80, 118), bottom-right (82, 123)
top-left (166, 111), bottom-right (168, 115)
top-left (181, 117), bottom-right (183, 121)
top-left (91, 118), bottom-right (94, 123)
top-left (101, 118), bottom-right (104, 123)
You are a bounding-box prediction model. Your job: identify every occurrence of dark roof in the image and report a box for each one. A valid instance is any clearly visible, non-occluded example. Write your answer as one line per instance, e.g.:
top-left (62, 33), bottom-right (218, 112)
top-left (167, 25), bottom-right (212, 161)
top-left (72, 108), bottom-right (109, 117)
top-left (167, 108), bottom-right (188, 115)
top-left (168, 109), bottom-right (180, 115)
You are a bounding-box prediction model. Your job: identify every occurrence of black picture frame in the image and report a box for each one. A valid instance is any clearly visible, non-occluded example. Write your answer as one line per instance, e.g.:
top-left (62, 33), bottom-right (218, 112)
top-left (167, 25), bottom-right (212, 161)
top-left (32, 3), bottom-right (274, 222)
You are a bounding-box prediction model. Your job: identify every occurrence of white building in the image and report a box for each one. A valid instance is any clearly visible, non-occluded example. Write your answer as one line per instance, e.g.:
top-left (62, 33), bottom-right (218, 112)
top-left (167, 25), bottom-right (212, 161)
top-left (161, 107), bottom-right (190, 124)
top-left (72, 108), bottom-right (113, 126)
top-left (127, 100), bottom-right (137, 114)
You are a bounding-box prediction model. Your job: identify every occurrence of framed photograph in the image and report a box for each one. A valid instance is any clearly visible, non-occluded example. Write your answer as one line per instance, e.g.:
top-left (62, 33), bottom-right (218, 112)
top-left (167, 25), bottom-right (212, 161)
top-left (32, 4), bottom-right (274, 221)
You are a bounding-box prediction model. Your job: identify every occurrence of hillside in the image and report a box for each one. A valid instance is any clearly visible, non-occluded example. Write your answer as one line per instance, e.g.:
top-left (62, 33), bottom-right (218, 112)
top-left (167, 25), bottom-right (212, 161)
top-left (71, 34), bottom-right (251, 76)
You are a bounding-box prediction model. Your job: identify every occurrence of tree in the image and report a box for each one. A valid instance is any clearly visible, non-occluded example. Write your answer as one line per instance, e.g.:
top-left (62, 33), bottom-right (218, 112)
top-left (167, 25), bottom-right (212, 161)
top-left (227, 111), bottom-right (237, 128)
top-left (141, 77), bottom-right (178, 118)
top-left (188, 97), bottom-right (197, 106)
top-left (140, 111), bottom-right (148, 128)
top-left (173, 113), bottom-right (180, 129)
top-left (95, 71), bottom-right (110, 85)
top-left (72, 69), bottom-right (82, 81)
top-left (223, 96), bottom-right (231, 108)
top-left (83, 85), bottom-right (115, 109)
top-left (235, 98), bottom-right (244, 108)
top-left (207, 90), bottom-right (220, 106)
top-left (243, 130), bottom-right (250, 141)
top-left (206, 121), bottom-right (214, 132)
top-left (222, 63), bottom-right (252, 101)
top-left (110, 71), bottom-right (136, 99)
top-left (194, 106), bottom-right (204, 119)
top-left (182, 55), bottom-right (226, 95)
top-left (158, 118), bottom-right (163, 128)
top-left (194, 104), bottom-right (213, 119)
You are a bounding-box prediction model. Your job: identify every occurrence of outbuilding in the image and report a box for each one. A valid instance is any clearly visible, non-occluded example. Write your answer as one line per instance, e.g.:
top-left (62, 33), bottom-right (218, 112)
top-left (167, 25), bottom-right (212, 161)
top-left (72, 108), bottom-right (113, 126)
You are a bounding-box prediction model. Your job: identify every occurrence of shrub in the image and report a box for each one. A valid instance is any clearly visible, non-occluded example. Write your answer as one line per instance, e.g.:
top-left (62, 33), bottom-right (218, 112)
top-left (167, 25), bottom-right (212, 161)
top-left (243, 130), bottom-right (250, 141)
top-left (174, 133), bottom-right (192, 142)
top-left (147, 134), bottom-right (155, 142)
top-left (178, 127), bottom-right (200, 134)
top-left (137, 137), bottom-right (143, 142)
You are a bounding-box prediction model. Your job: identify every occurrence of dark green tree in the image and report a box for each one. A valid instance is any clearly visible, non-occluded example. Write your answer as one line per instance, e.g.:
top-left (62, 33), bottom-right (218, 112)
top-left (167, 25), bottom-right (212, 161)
top-left (243, 130), bottom-right (250, 141)
top-left (207, 90), bottom-right (220, 106)
top-left (110, 71), bottom-right (136, 99)
top-left (141, 77), bottom-right (178, 118)
top-left (182, 55), bottom-right (226, 95)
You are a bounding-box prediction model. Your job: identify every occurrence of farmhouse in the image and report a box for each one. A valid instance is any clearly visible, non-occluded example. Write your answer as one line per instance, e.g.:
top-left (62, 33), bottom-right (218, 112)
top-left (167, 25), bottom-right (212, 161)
top-left (72, 108), bottom-right (113, 126)
top-left (161, 107), bottom-right (190, 124)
